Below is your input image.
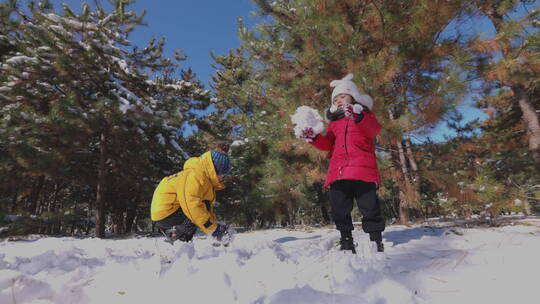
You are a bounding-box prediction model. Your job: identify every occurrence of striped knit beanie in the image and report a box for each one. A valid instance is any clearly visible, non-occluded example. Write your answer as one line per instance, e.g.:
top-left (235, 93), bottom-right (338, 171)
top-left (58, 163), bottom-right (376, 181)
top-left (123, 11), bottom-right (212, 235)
top-left (211, 150), bottom-right (230, 175)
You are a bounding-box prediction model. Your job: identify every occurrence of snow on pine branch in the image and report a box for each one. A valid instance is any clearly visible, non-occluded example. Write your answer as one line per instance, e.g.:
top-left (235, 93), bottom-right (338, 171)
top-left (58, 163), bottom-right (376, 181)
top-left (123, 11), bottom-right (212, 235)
top-left (111, 82), bottom-right (154, 114)
top-left (42, 11), bottom-right (125, 48)
top-left (164, 81), bottom-right (193, 91)
top-left (170, 139), bottom-right (190, 159)
top-left (109, 55), bottom-right (132, 75)
top-left (5, 55), bottom-right (39, 66)
top-left (44, 13), bottom-right (98, 31)
top-left (156, 133), bottom-right (166, 145)
top-left (290, 106), bottom-right (325, 138)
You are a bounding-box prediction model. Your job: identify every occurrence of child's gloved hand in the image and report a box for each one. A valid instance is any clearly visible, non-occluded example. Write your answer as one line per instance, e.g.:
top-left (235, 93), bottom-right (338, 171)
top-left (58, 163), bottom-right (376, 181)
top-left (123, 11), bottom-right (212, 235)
top-left (344, 104), bottom-right (365, 123)
top-left (212, 223), bottom-right (229, 241)
top-left (299, 127), bottom-right (316, 142)
top-left (211, 222), bottom-right (235, 246)
top-left (344, 104), bottom-right (363, 117)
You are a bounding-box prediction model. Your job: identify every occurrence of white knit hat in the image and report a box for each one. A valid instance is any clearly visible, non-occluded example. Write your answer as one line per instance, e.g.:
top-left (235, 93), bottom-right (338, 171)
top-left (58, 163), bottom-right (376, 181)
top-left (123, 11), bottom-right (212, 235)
top-left (330, 73), bottom-right (373, 110)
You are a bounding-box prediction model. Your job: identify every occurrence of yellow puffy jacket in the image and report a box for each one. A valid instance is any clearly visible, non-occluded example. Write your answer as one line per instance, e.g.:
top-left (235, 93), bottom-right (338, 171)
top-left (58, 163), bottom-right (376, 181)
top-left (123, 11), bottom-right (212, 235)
top-left (150, 151), bottom-right (225, 234)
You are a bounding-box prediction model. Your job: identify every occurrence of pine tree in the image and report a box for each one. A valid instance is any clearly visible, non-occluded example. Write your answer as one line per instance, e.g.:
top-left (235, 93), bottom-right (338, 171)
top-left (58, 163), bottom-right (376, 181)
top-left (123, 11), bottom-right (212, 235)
top-left (219, 0), bottom-right (470, 224)
top-left (208, 48), bottom-right (289, 227)
top-left (0, 0), bottom-right (211, 237)
top-left (469, 0), bottom-right (540, 170)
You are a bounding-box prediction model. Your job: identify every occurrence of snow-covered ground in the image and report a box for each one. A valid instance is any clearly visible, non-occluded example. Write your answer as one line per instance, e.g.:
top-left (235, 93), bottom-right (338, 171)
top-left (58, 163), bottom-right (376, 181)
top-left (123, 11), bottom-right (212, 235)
top-left (1, 219), bottom-right (539, 304)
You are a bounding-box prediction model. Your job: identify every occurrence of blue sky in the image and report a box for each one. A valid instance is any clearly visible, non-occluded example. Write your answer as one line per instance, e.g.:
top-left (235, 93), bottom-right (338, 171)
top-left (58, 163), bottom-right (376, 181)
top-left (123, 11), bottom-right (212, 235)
top-left (45, 0), bottom-right (536, 141)
top-left (126, 0), bottom-right (259, 85)
top-left (48, 0), bottom-right (258, 85)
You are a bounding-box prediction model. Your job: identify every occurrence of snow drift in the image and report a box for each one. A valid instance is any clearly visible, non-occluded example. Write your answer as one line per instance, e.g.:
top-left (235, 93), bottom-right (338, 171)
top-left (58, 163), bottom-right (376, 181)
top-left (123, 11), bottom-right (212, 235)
top-left (1, 220), bottom-right (539, 303)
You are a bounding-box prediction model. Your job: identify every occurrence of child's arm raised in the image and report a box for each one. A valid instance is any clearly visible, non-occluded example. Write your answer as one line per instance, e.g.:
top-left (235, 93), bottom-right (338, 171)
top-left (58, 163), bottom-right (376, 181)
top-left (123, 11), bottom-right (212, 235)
top-left (310, 124), bottom-right (335, 151)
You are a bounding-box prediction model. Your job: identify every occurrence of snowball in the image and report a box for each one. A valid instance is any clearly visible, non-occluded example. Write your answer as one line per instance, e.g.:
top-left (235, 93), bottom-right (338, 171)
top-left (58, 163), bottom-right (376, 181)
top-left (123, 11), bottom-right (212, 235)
top-left (290, 106), bottom-right (324, 138)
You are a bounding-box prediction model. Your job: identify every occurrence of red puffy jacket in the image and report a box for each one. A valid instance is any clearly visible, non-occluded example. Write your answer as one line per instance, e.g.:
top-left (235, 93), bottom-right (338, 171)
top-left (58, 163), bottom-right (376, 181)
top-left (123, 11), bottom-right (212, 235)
top-left (310, 110), bottom-right (381, 188)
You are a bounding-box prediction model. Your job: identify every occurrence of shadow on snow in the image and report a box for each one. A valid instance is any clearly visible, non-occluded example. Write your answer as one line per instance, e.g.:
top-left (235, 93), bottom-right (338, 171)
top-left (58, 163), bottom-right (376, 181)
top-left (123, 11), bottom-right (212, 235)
top-left (383, 227), bottom-right (447, 246)
top-left (273, 235), bottom-right (323, 243)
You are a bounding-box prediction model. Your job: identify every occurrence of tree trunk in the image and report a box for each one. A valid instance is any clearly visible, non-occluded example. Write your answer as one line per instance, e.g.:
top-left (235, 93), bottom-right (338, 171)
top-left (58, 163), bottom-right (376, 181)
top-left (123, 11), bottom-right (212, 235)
top-left (397, 140), bottom-right (414, 224)
top-left (388, 109), bottom-right (412, 225)
top-left (289, 207), bottom-right (296, 227)
top-left (391, 198), bottom-right (400, 220)
top-left (396, 139), bottom-right (410, 178)
top-left (57, 198), bottom-right (65, 235)
top-left (244, 211), bottom-right (252, 229)
top-left (28, 175), bottom-right (45, 214)
top-left (404, 135), bottom-right (419, 183)
top-left (38, 178), bottom-right (50, 216)
top-left (399, 190), bottom-right (409, 225)
top-left (514, 84), bottom-right (540, 170)
top-left (50, 183), bottom-right (63, 234)
top-left (132, 215), bottom-right (139, 232)
top-left (125, 214), bottom-right (135, 233)
top-left (112, 209), bottom-right (124, 234)
top-left (405, 135), bottom-right (424, 219)
top-left (11, 189), bottom-right (18, 213)
top-left (320, 204), bottom-right (330, 224)
top-left (125, 199), bottom-right (137, 233)
top-left (95, 131), bottom-right (108, 238)
top-left (315, 182), bottom-right (330, 224)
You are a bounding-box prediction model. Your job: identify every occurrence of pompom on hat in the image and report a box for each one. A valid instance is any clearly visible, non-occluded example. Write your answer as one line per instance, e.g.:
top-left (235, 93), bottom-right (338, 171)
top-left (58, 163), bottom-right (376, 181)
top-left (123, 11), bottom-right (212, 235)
top-left (330, 73), bottom-right (373, 110)
top-left (211, 150), bottom-right (230, 175)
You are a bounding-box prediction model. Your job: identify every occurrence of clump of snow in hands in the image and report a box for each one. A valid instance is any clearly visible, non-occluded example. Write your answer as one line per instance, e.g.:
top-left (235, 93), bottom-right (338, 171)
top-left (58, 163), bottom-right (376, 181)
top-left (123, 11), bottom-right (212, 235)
top-left (1, 219), bottom-right (539, 303)
top-left (291, 106), bottom-right (325, 139)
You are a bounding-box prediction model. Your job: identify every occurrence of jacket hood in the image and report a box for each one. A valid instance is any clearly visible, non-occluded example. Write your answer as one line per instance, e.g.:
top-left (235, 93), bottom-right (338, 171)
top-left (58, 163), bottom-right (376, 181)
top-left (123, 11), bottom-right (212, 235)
top-left (183, 151), bottom-right (225, 191)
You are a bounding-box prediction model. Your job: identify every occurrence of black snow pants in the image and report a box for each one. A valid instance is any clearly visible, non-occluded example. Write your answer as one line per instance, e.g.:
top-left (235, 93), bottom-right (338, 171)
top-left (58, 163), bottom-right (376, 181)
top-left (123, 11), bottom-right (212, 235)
top-left (329, 179), bottom-right (385, 239)
top-left (153, 208), bottom-right (197, 241)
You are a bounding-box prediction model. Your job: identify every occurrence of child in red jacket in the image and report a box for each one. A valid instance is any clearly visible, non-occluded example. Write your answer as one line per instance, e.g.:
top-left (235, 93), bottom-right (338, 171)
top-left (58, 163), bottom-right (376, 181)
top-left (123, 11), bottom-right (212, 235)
top-left (298, 73), bottom-right (385, 253)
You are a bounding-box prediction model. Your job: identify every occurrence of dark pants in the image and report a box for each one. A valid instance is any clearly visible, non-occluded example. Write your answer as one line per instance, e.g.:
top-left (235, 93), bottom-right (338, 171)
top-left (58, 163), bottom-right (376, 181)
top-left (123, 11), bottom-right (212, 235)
top-left (329, 179), bottom-right (385, 239)
top-left (153, 208), bottom-right (197, 240)
top-left (153, 208), bottom-right (188, 229)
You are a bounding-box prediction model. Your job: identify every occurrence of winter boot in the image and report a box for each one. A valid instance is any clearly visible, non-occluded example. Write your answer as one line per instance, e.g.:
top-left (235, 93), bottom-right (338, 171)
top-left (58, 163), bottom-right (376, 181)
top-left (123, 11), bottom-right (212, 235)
top-left (159, 228), bottom-right (178, 245)
top-left (339, 237), bottom-right (356, 253)
top-left (376, 241), bottom-right (384, 252)
top-left (159, 222), bottom-right (197, 245)
top-left (369, 231), bottom-right (384, 252)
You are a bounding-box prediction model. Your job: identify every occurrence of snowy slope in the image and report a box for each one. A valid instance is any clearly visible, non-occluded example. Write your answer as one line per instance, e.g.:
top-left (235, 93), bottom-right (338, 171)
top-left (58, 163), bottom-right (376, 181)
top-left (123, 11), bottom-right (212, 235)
top-left (1, 221), bottom-right (539, 304)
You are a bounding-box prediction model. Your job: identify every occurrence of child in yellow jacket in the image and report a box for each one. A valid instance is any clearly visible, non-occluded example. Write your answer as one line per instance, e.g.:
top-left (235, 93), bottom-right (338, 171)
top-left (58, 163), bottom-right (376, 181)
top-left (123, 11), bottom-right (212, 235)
top-left (151, 145), bottom-right (231, 243)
